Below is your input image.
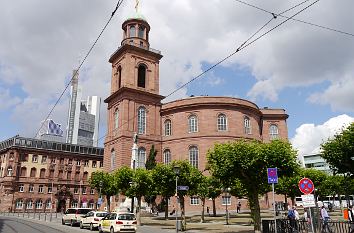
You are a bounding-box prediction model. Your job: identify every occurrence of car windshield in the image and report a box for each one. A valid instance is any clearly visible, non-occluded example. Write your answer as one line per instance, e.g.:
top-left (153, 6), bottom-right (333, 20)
top-left (77, 209), bottom-right (91, 214)
top-left (118, 214), bottom-right (135, 220)
top-left (96, 213), bottom-right (107, 217)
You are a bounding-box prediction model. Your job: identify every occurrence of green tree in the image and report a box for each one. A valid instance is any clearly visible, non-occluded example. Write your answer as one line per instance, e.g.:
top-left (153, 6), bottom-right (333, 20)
top-left (89, 171), bottom-right (117, 211)
top-left (189, 172), bottom-right (208, 223)
top-left (207, 176), bottom-right (223, 217)
top-left (145, 145), bottom-right (157, 170)
top-left (113, 166), bottom-right (134, 193)
top-left (126, 168), bottom-right (153, 225)
top-left (207, 140), bottom-right (298, 232)
top-left (321, 122), bottom-right (354, 175)
top-left (151, 164), bottom-right (175, 220)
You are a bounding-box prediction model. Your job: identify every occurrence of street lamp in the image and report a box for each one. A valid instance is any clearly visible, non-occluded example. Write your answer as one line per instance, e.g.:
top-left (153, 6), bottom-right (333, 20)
top-left (173, 165), bottom-right (181, 233)
top-left (98, 181), bottom-right (103, 210)
top-left (223, 187), bottom-right (231, 225)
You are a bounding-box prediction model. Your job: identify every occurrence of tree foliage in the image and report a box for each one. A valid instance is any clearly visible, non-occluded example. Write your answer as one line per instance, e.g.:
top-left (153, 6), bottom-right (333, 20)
top-left (145, 145), bottom-right (157, 170)
top-left (207, 139), bottom-right (299, 232)
top-left (321, 122), bottom-right (354, 175)
top-left (89, 171), bottom-right (117, 211)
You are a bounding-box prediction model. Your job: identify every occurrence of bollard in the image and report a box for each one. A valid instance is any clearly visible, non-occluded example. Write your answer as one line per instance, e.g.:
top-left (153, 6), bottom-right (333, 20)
top-left (38, 212), bottom-right (41, 220)
top-left (50, 212), bottom-right (52, 222)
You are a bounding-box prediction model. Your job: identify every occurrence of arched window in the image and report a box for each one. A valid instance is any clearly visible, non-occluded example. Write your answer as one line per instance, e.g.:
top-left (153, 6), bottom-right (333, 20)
top-left (110, 149), bottom-right (115, 171)
top-left (35, 199), bottom-right (43, 209)
top-left (163, 149), bottom-right (171, 165)
top-left (7, 166), bottom-right (13, 176)
top-left (20, 167), bottom-right (27, 177)
top-left (45, 199), bottom-right (52, 209)
top-left (189, 146), bottom-right (199, 168)
top-left (188, 115), bottom-right (198, 133)
top-left (117, 66), bottom-right (122, 88)
top-left (137, 65), bottom-right (146, 88)
top-left (129, 25), bottom-right (136, 37)
top-left (71, 200), bottom-right (78, 208)
top-left (244, 116), bottom-right (252, 134)
top-left (137, 107), bottom-right (146, 134)
top-left (269, 124), bottom-right (279, 140)
top-left (164, 119), bottom-right (172, 136)
top-left (16, 199), bottom-right (23, 209)
top-left (40, 168), bottom-right (46, 178)
top-left (138, 25), bottom-right (145, 39)
top-left (137, 147), bottom-right (146, 169)
top-left (114, 108), bottom-right (119, 130)
top-left (30, 167), bottom-right (37, 177)
top-left (26, 199), bottom-right (33, 209)
top-left (217, 114), bottom-right (227, 131)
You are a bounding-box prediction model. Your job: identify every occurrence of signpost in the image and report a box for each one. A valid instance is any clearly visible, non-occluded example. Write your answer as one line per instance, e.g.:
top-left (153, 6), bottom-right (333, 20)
top-left (177, 186), bottom-right (189, 191)
top-left (298, 178), bottom-right (315, 233)
top-left (267, 168), bottom-right (278, 232)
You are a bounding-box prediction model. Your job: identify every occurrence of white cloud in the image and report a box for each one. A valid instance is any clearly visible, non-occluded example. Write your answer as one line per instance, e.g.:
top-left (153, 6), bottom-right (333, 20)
top-left (0, 88), bottom-right (21, 110)
top-left (291, 114), bottom-right (354, 161)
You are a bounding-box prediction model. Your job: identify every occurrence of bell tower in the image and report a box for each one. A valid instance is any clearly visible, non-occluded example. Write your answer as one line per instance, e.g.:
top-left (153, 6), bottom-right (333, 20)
top-left (104, 12), bottom-right (164, 171)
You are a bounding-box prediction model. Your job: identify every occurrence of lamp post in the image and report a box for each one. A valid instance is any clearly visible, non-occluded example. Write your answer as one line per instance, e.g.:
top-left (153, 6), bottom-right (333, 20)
top-left (173, 165), bottom-right (181, 233)
top-left (98, 181), bottom-right (103, 210)
top-left (223, 187), bottom-right (231, 225)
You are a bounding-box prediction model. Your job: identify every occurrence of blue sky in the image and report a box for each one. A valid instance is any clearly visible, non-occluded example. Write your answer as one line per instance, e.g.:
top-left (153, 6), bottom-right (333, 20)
top-left (1, 0), bottom-right (354, 157)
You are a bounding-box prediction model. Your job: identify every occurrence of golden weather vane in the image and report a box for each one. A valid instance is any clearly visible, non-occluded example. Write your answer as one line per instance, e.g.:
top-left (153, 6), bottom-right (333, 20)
top-left (135, 0), bottom-right (140, 13)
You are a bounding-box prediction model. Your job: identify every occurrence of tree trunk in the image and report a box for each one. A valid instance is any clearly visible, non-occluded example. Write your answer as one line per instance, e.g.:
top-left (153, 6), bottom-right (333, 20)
top-left (248, 191), bottom-right (261, 233)
top-left (212, 198), bottom-right (216, 217)
top-left (106, 195), bottom-right (111, 212)
top-left (180, 196), bottom-right (186, 231)
top-left (164, 196), bottom-right (169, 220)
top-left (137, 196), bottom-right (142, 226)
top-left (201, 198), bottom-right (205, 223)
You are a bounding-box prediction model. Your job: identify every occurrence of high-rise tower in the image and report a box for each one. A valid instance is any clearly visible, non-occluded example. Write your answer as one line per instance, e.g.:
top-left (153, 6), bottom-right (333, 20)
top-left (104, 12), bottom-right (164, 171)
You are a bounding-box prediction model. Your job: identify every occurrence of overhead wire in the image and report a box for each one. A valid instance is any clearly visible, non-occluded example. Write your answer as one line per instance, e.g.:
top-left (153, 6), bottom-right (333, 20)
top-left (33, 0), bottom-right (124, 138)
top-left (233, 0), bottom-right (354, 38)
top-left (95, 0), bottom-right (319, 145)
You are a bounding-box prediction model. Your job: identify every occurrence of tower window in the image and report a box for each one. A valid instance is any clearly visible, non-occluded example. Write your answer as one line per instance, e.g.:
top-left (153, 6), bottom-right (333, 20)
top-left (164, 119), bottom-right (172, 136)
top-left (117, 66), bottom-right (122, 88)
top-left (217, 114), bottom-right (227, 131)
top-left (114, 108), bottom-right (119, 129)
top-left (137, 147), bottom-right (146, 169)
top-left (111, 149), bottom-right (115, 171)
top-left (189, 146), bottom-right (199, 168)
top-left (137, 65), bottom-right (146, 88)
top-left (163, 149), bottom-right (171, 165)
top-left (137, 107), bottom-right (146, 134)
top-left (138, 26), bottom-right (145, 39)
top-left (269, 124), bottom-right (279, 140)
top-left (188, 115), bottom-right (198, 133)
top-left (244, 116), bottom-right (252, 134)
top-left (129, 25), bottom-right (136, 37)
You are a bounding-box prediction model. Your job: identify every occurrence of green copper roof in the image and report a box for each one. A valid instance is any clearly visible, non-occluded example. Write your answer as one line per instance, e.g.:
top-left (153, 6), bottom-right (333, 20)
top-left (125, 12), bottom-right (147, 22)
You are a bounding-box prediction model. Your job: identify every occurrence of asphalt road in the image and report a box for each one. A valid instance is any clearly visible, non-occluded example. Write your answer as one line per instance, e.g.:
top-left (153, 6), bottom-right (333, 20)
top-left (0, 216), bottom-right (176, 233)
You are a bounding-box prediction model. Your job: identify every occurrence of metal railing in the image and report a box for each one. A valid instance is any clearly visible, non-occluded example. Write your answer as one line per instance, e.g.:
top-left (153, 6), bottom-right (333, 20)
top-left (262, 219), bottom-right (351, 233)
top-left (0, 211), bottom-right (63, 223)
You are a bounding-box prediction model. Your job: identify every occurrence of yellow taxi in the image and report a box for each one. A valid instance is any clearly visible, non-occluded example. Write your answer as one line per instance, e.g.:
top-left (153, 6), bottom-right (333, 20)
top-left (98, 212), bottom-right (137, 233)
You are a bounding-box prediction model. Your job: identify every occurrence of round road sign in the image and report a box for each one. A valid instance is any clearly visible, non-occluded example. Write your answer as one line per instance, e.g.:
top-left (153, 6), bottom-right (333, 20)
top-left (298, 177), bottom-right (314, 194)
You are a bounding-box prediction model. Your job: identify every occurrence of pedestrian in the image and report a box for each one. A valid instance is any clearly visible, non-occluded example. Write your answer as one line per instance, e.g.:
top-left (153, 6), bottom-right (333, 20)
top-left (321, 205), bottom-right (331, 232)
top-left (206, 206), bottom-right (210, 216)
top-left (293, 207), bottom-right (300, 220)
top-left (287, 206), bottom-right (297, 232)
top-left (349, 205), bottom-right (354, 233)
top-left (237, 201), bottom-right (241, 213)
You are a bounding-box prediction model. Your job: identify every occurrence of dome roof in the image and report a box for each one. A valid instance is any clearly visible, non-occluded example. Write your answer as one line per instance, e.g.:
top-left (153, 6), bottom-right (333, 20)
top-left (125, 12), bottom-right (147, 22)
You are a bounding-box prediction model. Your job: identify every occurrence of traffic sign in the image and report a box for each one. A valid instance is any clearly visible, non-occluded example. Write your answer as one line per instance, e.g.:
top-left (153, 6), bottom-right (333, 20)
top-left (301, 194), bottom-right (316, 207)
top-left (177, 186), bottom-right (189, 191)
top-left (267, 168), bottom-right (278, 184)
top-left (298, 177), bottom-right (315, 194)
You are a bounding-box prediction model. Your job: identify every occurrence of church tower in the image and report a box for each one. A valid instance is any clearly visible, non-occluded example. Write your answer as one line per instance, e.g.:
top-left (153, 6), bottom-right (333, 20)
top-left (103, 12), bottom-right (164, 171)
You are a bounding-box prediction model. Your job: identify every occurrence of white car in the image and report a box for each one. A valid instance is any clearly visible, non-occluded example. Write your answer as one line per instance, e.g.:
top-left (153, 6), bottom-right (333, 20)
top-left (62, 208), bottom-right (92, 226)
top-left (99, 212), bottom-right (137, 233)
top-left (80, 211), bottom-right (108, 230)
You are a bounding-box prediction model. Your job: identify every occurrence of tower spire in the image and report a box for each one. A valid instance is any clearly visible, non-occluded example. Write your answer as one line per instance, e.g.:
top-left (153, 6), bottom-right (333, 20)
top-left (135, 0), bottom-right (139, 13)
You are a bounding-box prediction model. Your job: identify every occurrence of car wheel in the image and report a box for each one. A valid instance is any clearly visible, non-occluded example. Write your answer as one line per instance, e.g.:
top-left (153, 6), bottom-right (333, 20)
top-left (90, 223), bottom-right (94, 231)
top-left (98, 225), bottom-right (103, 233)
top-left (80, 222), bottom-right (83, 229)
top-left (70, 220), bottom-right (74, 227)
top-left (110, 227), bottom-right (115, 233)
top-left (62, 219), bottom-right (65, 225)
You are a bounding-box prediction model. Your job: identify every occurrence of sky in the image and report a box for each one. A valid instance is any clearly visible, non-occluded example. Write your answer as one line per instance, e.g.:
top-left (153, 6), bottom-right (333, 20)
top-left (0, 0), bottom-right (354, 159)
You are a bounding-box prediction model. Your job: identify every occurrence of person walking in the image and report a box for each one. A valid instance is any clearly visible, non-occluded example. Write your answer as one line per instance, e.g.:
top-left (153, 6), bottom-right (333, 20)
top-left (349, 205), bottom-right (354, 233)
top-left (320, 206), bottom-right (332, 233)
top-left (237, 201), bottom-right (241, 213)
top-left (288, 206), bottom-right (297, 232)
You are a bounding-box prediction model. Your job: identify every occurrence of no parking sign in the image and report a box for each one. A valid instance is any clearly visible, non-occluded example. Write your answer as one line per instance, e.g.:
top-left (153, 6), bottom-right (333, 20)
top-left (298, 177), bottom-right (314, 194)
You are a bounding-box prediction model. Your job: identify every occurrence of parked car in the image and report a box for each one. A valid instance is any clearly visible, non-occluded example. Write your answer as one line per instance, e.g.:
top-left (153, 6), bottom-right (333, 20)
top-left (62, 208), bottom-right (92, 226)
top-left (98, 212), bottom-right (137, 233)
top-left (80, 211), bottom-right (109, 230)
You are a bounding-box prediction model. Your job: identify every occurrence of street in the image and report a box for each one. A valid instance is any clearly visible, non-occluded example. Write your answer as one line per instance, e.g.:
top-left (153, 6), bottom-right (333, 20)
top-left (0, 216), bottom-right (176, 233)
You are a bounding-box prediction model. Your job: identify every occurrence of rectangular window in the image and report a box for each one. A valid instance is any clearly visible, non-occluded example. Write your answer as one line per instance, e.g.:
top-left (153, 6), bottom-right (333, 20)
top-left (19, 184), bottom-right (24, 192)
top-left (68, 159), bottom-right (72, 165)
top-left (90, 189), bottom-right (95, 195)
top-left (67, 171), bottom-right (72, 180)
top-left (51, 158), bottom-right (56, 164)
top-left (222, 196), bottom-right (231, 206)
top-left (99, 161), bottom-right (103, 168)
top-left (32, 155), bottom-right (38, 163)
top-left (29, 184), bottom-right (34, 193)
top-left (92, 161), bottom-right (97, 168)
top-left (74, 187), bottom-right (79, 194)
top-left (76, 160), bottom-right (81, 166)
top-left (84, 160), bottom-right (89, 167)
top-left (41, 155), bottom-right (47, 164)
top-left (190, 197), bottom-right (200, 205)
top-left (38, 185), bottom-right (44, 193)
top-left (48, 186), bottom-right (52, 193)
top-left (82, 187), bottom-right (87, 194)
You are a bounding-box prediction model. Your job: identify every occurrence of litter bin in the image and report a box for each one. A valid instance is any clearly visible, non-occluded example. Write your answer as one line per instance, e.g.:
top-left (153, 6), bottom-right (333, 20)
top-left (177, 220), bottom-right (182, 231)
top-left (344, 209), bottom-right (349, 220)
